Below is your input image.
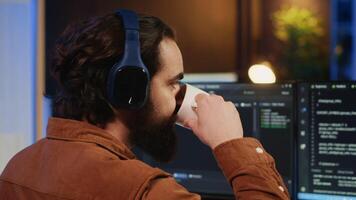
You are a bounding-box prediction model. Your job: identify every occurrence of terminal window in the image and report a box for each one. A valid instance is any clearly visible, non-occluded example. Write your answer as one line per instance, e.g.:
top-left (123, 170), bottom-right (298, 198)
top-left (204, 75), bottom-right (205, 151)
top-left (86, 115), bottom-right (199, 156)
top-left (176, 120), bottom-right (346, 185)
top-left (298, 82), bottom-right (356, 200)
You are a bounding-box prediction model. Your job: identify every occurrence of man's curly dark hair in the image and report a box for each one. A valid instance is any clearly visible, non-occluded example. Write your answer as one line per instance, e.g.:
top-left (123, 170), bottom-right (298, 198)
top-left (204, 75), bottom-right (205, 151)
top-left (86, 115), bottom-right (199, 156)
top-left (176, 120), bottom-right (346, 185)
top-left (50, 13), bottom-right (175, 127)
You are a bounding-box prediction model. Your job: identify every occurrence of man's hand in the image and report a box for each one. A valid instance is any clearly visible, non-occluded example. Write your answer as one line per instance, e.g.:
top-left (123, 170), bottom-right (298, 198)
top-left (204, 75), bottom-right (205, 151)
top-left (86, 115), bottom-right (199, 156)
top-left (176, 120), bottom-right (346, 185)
top-left (184, 94), bottom-right (244, 149)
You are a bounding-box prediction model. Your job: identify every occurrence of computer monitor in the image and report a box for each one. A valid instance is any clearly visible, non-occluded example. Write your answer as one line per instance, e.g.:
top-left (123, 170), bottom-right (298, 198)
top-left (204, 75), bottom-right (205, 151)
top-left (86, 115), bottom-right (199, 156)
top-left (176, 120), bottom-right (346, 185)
top-left (137, 83), bottom-right (296, 198)
top-left (297, 82), bottom-right (356, 200)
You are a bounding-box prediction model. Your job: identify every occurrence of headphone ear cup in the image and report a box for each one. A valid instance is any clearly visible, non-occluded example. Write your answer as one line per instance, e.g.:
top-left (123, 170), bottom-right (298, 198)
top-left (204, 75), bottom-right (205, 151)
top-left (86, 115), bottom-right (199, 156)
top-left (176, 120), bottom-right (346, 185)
top-left (111, 67), bottom-right (149, 109)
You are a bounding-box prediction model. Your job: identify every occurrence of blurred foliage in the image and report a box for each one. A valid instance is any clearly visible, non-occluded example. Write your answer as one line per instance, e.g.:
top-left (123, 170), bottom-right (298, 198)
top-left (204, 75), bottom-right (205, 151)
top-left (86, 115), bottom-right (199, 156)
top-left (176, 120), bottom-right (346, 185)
top-left (272, 6), bottom-right (328, 80)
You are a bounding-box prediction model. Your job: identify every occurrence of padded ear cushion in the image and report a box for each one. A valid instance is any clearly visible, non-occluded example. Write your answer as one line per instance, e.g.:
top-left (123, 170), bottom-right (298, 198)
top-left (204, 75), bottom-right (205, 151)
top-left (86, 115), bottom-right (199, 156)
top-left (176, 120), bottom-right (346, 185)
top-left (111, 66), bottom-right (149, 109)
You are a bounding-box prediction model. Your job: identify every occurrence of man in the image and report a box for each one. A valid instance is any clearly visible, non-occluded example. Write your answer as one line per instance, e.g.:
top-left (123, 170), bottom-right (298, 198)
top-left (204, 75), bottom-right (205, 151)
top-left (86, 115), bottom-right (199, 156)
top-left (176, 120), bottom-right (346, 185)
top-left (0, 10), bottom-right (290, 199)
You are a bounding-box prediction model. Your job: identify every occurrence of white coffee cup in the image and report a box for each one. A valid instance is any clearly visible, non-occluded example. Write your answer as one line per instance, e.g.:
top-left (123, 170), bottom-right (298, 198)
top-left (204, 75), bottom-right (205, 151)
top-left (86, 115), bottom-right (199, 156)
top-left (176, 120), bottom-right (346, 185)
top-left (176, 84), bottom-right (209, 128)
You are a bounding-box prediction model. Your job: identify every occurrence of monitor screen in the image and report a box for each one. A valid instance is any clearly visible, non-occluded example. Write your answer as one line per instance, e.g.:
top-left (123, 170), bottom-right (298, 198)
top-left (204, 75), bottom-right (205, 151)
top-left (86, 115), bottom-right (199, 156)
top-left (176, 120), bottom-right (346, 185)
top-left (297, 82), bottom-right (356, 200)
top-left (137, 83), bottom-right (296, 198)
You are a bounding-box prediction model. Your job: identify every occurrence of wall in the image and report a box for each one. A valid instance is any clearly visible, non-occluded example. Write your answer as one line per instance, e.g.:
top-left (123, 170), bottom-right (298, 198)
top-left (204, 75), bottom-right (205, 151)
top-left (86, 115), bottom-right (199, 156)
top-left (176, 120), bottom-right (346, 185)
top-left (118, 0), bottom-right (238, 73)
top-left (45, 0), bottom-right (238, 95)
top-left (0, 0), bottom-right (37, 172)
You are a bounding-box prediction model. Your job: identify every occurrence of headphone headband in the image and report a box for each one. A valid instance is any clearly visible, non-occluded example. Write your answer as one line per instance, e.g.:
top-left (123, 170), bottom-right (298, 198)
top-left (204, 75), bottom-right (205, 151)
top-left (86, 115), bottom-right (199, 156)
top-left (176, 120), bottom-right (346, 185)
top-left (115, 9), bottom-right (139, 30)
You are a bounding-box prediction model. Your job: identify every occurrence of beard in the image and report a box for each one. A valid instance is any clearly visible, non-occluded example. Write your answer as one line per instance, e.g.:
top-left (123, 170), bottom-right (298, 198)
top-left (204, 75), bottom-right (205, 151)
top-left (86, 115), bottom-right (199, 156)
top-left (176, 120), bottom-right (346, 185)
top-left (127, 98), bottom-right (177, 163)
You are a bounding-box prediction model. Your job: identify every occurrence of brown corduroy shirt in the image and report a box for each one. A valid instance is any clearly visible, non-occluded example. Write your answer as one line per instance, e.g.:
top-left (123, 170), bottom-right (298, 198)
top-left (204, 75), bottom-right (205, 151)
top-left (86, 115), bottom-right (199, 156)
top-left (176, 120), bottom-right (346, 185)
top-left (0, 118), bottom-right (290, 199)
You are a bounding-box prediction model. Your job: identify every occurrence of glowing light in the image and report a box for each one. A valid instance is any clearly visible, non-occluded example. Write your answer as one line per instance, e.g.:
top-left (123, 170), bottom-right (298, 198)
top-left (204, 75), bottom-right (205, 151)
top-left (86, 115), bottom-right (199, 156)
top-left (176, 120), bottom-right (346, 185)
top-left (248, 63), bottom-right (276, 84)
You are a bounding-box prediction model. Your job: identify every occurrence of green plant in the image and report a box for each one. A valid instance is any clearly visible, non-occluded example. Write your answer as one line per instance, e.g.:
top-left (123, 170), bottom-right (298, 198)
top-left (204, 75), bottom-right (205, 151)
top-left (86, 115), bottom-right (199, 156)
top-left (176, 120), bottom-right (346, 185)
top-left (272, 6), bottom-right (327, 80)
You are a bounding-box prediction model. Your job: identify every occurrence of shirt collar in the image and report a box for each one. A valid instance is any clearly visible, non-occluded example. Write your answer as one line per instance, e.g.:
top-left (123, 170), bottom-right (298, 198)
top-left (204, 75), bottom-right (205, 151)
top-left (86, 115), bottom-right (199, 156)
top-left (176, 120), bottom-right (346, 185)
top-left (46, 117), bottom-right (136, 160)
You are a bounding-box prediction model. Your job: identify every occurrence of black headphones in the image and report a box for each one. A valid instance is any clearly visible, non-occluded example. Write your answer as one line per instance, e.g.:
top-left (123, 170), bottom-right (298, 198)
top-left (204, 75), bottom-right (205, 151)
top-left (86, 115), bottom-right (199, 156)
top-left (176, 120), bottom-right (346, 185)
top-left (107, 9), bottom-right (150, 110)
